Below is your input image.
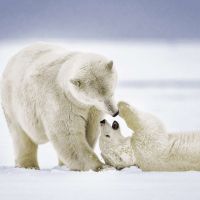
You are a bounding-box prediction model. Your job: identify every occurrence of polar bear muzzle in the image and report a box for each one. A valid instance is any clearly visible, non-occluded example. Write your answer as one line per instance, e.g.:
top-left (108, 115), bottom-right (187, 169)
top-left (112, 111), bottom-right (119, 117)
top-left (103, 99), bottom-right (119, 117)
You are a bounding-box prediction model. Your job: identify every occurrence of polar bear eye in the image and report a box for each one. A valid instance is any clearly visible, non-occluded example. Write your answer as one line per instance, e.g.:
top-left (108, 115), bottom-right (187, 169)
top-left (105, 134), bottom-right (110, 138)
top-left (112, 121), bottom-right (119, 130)
top-left (70, 79), bottom-right (81, 88)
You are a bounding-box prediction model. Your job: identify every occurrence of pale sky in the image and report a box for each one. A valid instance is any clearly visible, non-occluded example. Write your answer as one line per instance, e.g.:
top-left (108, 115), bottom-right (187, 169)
top-left (0, 0), bottom-right (200, 41)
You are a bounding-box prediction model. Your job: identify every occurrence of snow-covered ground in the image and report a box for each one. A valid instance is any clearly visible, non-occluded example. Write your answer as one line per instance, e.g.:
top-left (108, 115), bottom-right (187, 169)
top-left (1, 166), bottom-right (200, 200)
top-left (1, 40), bottom-right (200, 200)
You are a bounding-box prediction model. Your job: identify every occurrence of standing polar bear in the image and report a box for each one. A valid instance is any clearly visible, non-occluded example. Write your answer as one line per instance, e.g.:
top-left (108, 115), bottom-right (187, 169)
top-left (1, 43), bottom-right (118, 171)
top-left (100, 102), bottom-right (200, 171)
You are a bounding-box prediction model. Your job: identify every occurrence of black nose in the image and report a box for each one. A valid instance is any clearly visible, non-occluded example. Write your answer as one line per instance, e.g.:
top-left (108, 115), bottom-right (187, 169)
top-left (112, 110), bottom-right (119, 117)
top-left (112, 120), bottom-right (119, 130)
top-left (100, 119), bottom-right (106, 124)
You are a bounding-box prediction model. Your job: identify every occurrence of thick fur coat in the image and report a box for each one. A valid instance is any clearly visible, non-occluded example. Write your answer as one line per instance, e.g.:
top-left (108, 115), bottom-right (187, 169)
top-left (1, 43), bottom-right (118, 171)
top-left (100, 101), bottom-right (200, 171)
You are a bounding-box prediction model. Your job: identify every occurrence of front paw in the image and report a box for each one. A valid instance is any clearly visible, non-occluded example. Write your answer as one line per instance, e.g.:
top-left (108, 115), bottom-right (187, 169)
top-left (118, 101), bottom-right (131, 117)
top-left (92, 161), bottom-right (105, 172)
top-left (101, 164), bottom-right (116, 171)
top-left (94, 164), bottom-right (117, 172)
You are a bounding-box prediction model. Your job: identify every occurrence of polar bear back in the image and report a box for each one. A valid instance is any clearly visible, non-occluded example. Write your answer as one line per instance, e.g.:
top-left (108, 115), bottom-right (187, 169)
top-left (3, 43), bottom-right (71, 82)
top-left (1, 43), bottom-right (74, 144)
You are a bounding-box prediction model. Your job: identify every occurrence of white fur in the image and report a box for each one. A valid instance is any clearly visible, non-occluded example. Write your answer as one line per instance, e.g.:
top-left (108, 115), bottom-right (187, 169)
top-left (99, 121), bottom-right (135, 169)
top-left (100, 101), bottom-right (200, 171)
top-left (1, 42), bottom-right (118, 171)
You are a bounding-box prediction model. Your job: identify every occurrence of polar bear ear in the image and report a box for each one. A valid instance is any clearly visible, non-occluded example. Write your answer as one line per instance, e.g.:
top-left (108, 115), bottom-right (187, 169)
top-left (106, 60), bottom-right (113, 71)
top-left (70, 79), bottom-right (81, 88)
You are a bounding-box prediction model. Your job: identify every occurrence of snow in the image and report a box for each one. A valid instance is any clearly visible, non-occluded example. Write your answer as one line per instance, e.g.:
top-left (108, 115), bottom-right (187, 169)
top-left (1, 40), bottom-right (200, 200)
top-left (1, 166), bottom-right (200, 200)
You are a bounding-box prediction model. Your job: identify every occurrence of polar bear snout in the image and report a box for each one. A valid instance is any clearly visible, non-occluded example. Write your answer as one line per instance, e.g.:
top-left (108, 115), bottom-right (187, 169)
top-left (112, 121), bottom-right (119, 130)
top-left (107, 108), bottom-right (119, 117)
top-left (112, 110), bottom-right (119, 117)
top-left (103, 99), bottom-right (119, 117)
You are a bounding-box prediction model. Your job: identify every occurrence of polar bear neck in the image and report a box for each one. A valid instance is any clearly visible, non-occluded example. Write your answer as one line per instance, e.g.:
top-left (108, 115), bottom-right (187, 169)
top-left (56, 55), bottom-right (91, 110)
top-left (100, 134), bottom-right (136, 168)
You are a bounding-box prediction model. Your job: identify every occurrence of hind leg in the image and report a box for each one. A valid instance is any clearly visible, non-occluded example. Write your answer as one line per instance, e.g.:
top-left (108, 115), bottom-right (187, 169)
top-left (5, 115), bottom-right (39, 169)
top-left (12, 126), bottom-right (38, 169)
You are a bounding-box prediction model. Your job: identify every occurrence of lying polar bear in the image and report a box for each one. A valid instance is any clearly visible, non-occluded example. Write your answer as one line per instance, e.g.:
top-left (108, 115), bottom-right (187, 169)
top-left (100, 101), bottom-right (200, 171)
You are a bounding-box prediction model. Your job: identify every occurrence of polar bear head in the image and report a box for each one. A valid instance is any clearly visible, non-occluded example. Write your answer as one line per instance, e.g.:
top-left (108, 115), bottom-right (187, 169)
top-left (99, 119), bottom-right (136, 169)
top-left (63, 53), bottom-right (118, 116)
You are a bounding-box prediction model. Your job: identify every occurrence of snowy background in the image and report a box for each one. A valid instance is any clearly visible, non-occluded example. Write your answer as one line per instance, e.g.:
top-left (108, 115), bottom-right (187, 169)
top-left (1, 0), bottom-right (200, 200)
top-left (1, 40), bottom-right (200, 200)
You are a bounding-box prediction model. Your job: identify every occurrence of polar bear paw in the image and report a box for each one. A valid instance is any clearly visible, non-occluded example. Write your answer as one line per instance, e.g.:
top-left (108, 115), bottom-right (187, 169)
top-left (118, 101), bottom-right (138, 131)
top-left (118, 101), bottom-right (132, 118)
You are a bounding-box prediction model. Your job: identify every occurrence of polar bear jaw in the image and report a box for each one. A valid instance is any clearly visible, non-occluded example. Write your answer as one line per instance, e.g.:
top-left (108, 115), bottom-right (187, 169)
top-left (58, 53), bottom-right (119, 116)
top-left (99, 120), bottom-right (136, 169)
